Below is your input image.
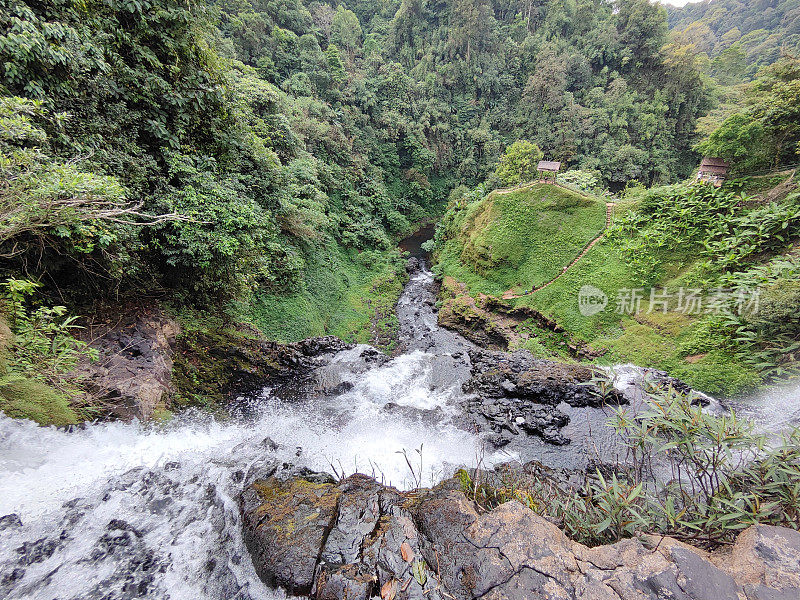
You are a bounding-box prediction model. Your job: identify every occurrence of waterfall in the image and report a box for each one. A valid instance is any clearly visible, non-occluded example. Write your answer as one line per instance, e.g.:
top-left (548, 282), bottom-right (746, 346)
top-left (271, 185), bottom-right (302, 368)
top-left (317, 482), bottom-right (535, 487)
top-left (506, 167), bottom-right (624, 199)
top-left (2, 261), bottom-right (796, 599)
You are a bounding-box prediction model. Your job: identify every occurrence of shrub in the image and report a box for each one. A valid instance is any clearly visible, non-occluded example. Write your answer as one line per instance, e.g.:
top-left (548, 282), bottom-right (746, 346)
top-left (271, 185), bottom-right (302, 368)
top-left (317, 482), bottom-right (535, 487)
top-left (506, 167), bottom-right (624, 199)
top-left (462, 383), bottom-right (800, 547)
top-left (556, 169), bottom-right (602, 194)
top-left (0, 278), bottom-right (97, 423)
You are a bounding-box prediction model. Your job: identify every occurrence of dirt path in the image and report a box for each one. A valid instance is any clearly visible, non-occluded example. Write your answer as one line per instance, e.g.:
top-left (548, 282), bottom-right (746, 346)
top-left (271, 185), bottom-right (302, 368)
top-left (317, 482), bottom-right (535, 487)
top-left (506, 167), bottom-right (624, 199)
top-left (502, 200), bottom-right (615, 300)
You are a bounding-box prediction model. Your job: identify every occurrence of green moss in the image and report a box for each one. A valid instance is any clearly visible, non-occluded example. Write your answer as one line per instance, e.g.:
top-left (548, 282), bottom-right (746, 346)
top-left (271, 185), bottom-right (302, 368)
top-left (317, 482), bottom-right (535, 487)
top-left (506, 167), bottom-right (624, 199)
top-left (518, 336), bottom-right (557, 359)
top-left (245, 240), bottom-right (406, 351)
top-left (597, 321), bottom-right (678, 367)
top-left (438, 184), bottom-right (606, 293)
top-left (170, 240), bottom-right (408, 409)
top-left (171, 326), bottom-right (267, 410)
top-left (669, 352), bottom-right (763, 397)
top-left (0, 378), bottom-right (80, 425)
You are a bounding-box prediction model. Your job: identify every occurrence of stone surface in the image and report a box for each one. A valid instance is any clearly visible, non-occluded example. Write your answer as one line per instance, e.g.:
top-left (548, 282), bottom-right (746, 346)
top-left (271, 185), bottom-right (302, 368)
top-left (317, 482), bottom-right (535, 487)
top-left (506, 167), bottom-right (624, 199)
top-left (466, 348), bottom-right (622, 407)
top-left (74, 307), bottom-right (179, 421)
top-left (240, 471), bottom-right (342, 594)
top-left (241, 472), bottom-right (800, 600)
top-left (462, 347), bottom-right (625, 445)
top-left (718, 525), bottom-right (800, 600)
top-left (241, 472), bottom-right (448, 600)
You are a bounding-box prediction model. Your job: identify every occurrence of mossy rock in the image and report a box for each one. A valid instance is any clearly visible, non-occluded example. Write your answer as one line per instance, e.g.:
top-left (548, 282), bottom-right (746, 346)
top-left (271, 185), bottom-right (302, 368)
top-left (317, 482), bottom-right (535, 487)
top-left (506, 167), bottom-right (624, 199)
top-left (0, 378), bottom-right (80, 426)
top-left (0, 315), bottom-right (12, 373)
top-left (171, 327), bottom-right (276, 410)
top-left (240, 474), bottom-right (342, 594)
top-left (171, 327), bottom-right (347, 410)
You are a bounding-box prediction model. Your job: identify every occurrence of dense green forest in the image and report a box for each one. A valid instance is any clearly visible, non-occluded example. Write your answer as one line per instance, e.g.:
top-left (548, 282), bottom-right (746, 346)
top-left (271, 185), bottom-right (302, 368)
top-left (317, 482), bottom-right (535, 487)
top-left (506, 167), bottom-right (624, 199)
top-left (668, 0), bottom-right (800, 81)
top-left (1, 0), bottom-right (711, 308)
top-left (1, 0), bottom-right (799, 420)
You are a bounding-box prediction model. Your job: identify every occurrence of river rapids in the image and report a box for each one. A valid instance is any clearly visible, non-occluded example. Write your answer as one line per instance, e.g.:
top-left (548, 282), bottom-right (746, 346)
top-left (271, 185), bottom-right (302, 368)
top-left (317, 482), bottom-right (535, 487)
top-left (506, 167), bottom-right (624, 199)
top-left (1, 250), bottom-right (798, 599)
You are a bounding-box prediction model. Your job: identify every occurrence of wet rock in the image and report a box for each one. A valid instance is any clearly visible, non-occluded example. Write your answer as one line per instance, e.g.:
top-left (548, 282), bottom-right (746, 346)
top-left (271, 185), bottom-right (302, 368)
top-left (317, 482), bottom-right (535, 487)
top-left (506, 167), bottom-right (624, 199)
top-left (463, 353), bottom-right (582, 445)
top-left (16, 537), bottom-right (60, 565)
top-left (241, 473), bottom-right (447, 600)
top-left (470, 395), bottom-right (572, 445)
top-left (517, 406), bottom-right (570, 445)
top-left (177, 327), bottom-right (360, 411)
top-left (325, 381), bottom-right (354, 396)
top-left (260, 437), bottom-right (280, 451)
top-left (241, 473), bottom-right (800, 600)
top-left (240, 475), bottom-right (342, 594)
top-left (486, 431), bottom-right (514, 448)
top-left (382, 402), bottom-right (447, 423)
top-left (74, 307), bottom-right (179, 421)
top-left (0, 513), bottom-right (22, 530)
top-left (466, 348), bottom-right (624, 408)
top-left (296, 336), bottom-right (354, 358)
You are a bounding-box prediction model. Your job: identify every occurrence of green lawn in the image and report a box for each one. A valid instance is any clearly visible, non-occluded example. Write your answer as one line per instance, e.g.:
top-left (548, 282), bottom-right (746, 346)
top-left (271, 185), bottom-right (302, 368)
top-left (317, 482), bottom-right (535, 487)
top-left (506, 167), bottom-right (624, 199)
top-left (438, 184), bottom-right (607, 293)
top-left (434, 184), bottom-right (763, 398)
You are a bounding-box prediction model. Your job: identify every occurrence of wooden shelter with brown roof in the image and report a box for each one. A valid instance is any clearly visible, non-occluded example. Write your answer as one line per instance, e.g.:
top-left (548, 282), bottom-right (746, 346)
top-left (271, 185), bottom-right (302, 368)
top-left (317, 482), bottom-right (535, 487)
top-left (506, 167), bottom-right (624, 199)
top-left (697, 157), bottom-right (730, 187)
top-left (537, 160), bottom-right (561, 181)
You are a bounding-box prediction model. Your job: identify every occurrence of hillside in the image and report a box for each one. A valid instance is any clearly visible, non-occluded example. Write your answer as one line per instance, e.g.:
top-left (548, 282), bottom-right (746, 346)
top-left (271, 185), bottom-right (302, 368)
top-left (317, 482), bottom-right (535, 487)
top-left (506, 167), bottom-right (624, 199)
top-left (433, 172), bottom-right (800, 397)
top-left (437, 183), bottom-right (607, 294)
top-left (668, 0), bottom-right (800, 81)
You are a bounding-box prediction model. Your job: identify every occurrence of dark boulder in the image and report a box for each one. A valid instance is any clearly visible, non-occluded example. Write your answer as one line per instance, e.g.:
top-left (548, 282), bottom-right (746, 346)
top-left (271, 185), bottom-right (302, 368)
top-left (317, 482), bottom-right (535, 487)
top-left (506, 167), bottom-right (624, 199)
top-left (466, 348), bottom-right (624, 408)
top-left (241, 471), bottom-right (800, 600)
top-left (461, 348), bottom-right (624, 446)
top-left (240, 475), bottom-right (342, 594)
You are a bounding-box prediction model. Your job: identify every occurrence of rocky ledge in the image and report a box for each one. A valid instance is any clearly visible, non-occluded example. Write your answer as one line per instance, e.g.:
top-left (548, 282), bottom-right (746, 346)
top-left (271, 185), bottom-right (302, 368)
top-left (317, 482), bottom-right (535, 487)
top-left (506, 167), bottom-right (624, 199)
top-left (461, 348), bottom-right (625, 446)
top-left (74, 306), bottom-right (180, 421)
top-left (74, 300), bottom-right (358, 420)
top-left (240, 468), bottom-right (800, 600)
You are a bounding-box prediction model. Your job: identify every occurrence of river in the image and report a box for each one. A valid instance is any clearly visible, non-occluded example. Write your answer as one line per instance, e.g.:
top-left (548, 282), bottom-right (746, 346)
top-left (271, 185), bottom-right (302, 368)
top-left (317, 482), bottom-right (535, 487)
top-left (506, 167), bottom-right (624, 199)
top-left (0, 234), bottom-right (798, 599)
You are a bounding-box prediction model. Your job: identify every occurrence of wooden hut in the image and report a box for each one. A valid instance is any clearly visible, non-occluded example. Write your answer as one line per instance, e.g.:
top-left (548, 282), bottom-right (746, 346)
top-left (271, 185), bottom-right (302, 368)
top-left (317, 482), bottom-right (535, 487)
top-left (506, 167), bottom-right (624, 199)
top-left (697, 157), bottom-right (730, 187)
top-left (537, 160), bottom-right (561, 182)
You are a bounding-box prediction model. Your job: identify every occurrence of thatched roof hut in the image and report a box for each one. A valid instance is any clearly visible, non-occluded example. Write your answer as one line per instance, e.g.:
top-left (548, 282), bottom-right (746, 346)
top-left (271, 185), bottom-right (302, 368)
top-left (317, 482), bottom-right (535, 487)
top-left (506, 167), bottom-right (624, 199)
top-left (537, 160), bottom-right (562, 173)
top-left (697, 157), bottom-right (730, 186)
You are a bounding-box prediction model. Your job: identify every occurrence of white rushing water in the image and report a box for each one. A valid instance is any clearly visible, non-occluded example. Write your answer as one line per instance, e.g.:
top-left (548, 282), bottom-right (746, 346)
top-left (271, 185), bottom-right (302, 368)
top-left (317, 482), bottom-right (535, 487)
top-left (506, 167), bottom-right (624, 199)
top-left (0, 262), bottom-right (500, 600)
top-left (2, 261), bottom-right (797, 600)
top-left (0, 341), bottom-right (486, 600)
top-left (728, 380), bottom-right (800, 434)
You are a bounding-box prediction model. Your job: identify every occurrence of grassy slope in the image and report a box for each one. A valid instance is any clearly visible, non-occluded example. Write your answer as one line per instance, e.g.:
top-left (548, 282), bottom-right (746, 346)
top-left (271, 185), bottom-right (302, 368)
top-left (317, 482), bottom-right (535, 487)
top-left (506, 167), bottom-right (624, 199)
top-left (437, 184), bottom-right (607, 294)
top-left (515, 238), bottom-right (760, 396)
top-left (435, 183), bottom-right (766, 397)
top-left (243, 240), bottom-right (406, 351)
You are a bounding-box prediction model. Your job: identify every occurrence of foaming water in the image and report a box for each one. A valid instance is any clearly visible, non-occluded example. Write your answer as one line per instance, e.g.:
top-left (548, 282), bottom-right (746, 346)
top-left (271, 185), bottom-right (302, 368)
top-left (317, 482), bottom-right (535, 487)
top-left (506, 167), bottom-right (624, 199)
top-left (0, 346), bottom-right (485, 600)
top-left (0, 411), bottom-right (286, 600)
top-left (0, 258), bottom-right (487, 600)
top-left (729, 379), bottom-right (800, 433)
